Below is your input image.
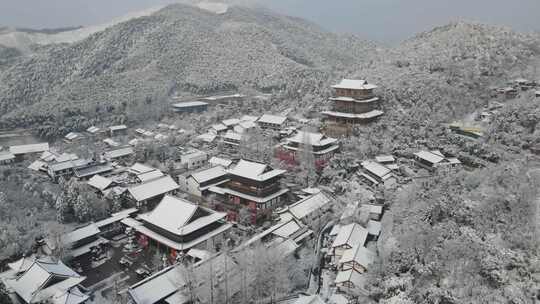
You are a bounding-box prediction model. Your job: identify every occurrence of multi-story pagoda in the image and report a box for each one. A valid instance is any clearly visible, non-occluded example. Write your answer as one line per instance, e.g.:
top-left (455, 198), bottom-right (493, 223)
top-left (322, 79), bottom-right (384, 124)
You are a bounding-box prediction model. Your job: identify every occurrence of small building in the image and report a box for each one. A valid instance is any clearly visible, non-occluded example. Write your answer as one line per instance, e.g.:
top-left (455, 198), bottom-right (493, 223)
top-left (137, 169), bottom-right (164, 183)
top-left (210, 123), bottom-right (228, 134)
top-left (74, 162), bottom-right (115, 180)
top-left (103, 147), bottom-right (134, 163)
top-left (64, 132), bottom-right (84, 143)
top-left (240, 115), bottom-right (259, 122)
top-left (129, 163), bottom-right (157, 175)
top-left (86, 126), bottom-right (102, 136)
top-left (9, 143), bottom-right (49, 160)
top-left (103, 138), bottom-right (121, 147)
top-left (180, 149), bottom-right (208, 170)
top-left (359, 160), bottom-right (396, 186)
top-left (413, 150), bottom-right (461, 172)
top-left (221, 131), bottom-right (242, 148)
top-left (278, 191), bottom-right (334, 229)
top-left (222, 118), bottom-right (240, 128)
top-left (172, 101), bottom-right (209, 113)
top-left (62, 223), bottom-right (109, 264)
top-left (196, 132), bottom-right (217, 144)
top-left (208, 156), bottom-right (233, 168)
top-left (0, 151), bottom-right (15, 165)
top-left (121, 195), bottom-right (232, 253)
top-left (375, 155), bottom-right (399, 170)
top-left (126, 175), bottom-right (180, 208)
top-left (331, 223), bottom-right (368, 263)
top-left (209, 159), bottom-right (289, 224)
top-left (109, 125), bottom-right (128, 136)
top-left (257, 114), bottom-right (288, 130)
top-left (87, 175), bottom-right (115, 193)
top-left (4, 259), bottom-right (89, 304)
top-left (335, 268), bottom-right (364, 290)
top-left (338, 244), bottom-right (376, 274)
top-left (48, 159), bottom-right (93, 180)
top-left (367, 220), bottom-right (382, 239)
top-left (281, 131), bottom-right (339, 161)
top-left (179, 166), bottom-right (229, 197)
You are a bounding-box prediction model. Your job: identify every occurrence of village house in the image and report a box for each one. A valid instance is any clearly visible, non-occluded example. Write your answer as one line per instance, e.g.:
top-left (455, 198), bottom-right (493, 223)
top-left (127, 253), bottom-right (240, 304)
top-left (126, 175), bottom-right (180, 209)
top-left (109, 125), bottom-right (128, 137)
top-left (322, 79), bottom-right (384, 125)
top-left (129, 163), bottom-right (157, 176)
top-left (234, 120), bottom-right (257, 134)
top-left (208, 159), bottom-right (289, 224)
top-left (359, 160), bottom-right (397, 187)
top-left (61, 223), bottom-right (109, 266)
top-left (136, 169), bottom-right (164, 183)
top-left (208, 156), bottom-right (233, 168)
top-left (196, 132), bottom-right (217, 144)
top-left (178, 166), bottom-right (229, 197)
top-left (9, 143), bottom-right (49, 161)
top-left (331, 223), bottom-right (369, 263)
top-left (277, 191), bottom-right (335, 230)
top-left (210, 123), bottom-right (228, 134)
top-left (103, 146), bottom-right (134, 163)
top-left (0, 151), bottom-right (15, 165)
top-left (257, 114), bottom-right (288, 130)
top-left (3, 259), bottom-right (89, 304)
top-left (121, 195), bottom-right (232, 254)
top-left (334, 268), bottom-right (365, 290)
top-left (64, 132), bottom-right (84, 143)
top-left (375, 155), bottom-right (399, 170)
top-left (413, 150), bottom-right (461, 172)
top-left (86, 126), bottom-right (103, 137)
top-left (367, 219), bottom-right (382, 240)
top-left (103, 138), bottom-right (121, 147)
top-left (281, 131), bottom-right (339, 161)
top-left (172, 101), bottom-right (209, 113)
top-left (222, 118), bottom-right (240, 129)
top-left (87, 174), bottom-right (115, 194)
top-left (338, 244), bottom-right (376, 274)
top-left (74, 162), bottom-right (115, 180)
top-left (179, 149), bottom-right (208, 170)
top-left (221, 131), bottom-right (242, 148)
top-left (47, 159), bottom-right (93, 180)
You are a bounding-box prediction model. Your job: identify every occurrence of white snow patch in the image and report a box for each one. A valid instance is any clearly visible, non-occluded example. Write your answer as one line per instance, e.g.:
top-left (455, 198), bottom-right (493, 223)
top-left (196, 2), bottom-right (229, 14)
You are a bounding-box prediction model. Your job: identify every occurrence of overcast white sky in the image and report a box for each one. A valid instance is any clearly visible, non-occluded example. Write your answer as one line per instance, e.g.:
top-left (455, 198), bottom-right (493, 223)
top-left (1, 0), bottom-right (540, 43)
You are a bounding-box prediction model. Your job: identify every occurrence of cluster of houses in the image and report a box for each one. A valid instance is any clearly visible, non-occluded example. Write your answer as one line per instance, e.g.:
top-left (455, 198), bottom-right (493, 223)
top-left (492, 77), bottom-right (538, 99)
top-left (0, 78), bottom-right (470, 304)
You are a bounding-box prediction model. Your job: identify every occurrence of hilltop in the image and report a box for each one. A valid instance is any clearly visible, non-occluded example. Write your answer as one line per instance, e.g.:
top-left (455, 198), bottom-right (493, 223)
top-left (0, 3), bottom-right (378, 129)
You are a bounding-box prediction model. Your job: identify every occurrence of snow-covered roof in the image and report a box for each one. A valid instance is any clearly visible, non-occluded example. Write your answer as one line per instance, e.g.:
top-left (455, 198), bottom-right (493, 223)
top-left (103, 138), bottom-right (120, 147)
top-left (49, 159), bottom-right (91, 172)
top-left (367, 220), bottom-right (382, 236)
top-left (330, 96), bottom-right (379, 103)
top-left (172, 101), bottom-right (208, 108)
top-left (222, 131), bottom-right (242, 141)
top-left (240, 115), bottom-right (259, 122)
top-left (272, 220), bottom-right (302, 238)
top-left (414, 150), bottom-right (444, 164)
top-left (55, 153), bottom-right (78, 163)
top-left (137, 170), bottom-right (164, 183)
top-left (211, 123), bottom-right (228, 132)
top-left (209, 186), bottom-right (289, 204)
top-left (258, 114), bottom-right (287, 125)
top-left (331, 223), bottom-right (368, 249)
top-left (104, 147), bottom-right (134, 159)
top-left (196, 132), bottom-right (217, 143)
top-left (375, 155), bottom-right (395, 163)
top-left (139, 195), bottom-right (227, 236)
top-left (86, 126), bottom-right (100, 133)
top-left (339, 244), bottom-right (376, 270)
top-left (227, 159), bottom-right (286, 181)
top-left (190, 166), bottom-right (227, 184)
top-left (109, 125), bottom-right (127, 131)
top-left (187, 248), bottom-right (212, 261)
top-left (8, 254), bottom-right (37, 273)
top-left (9, 143), bottom-right (49, 155)
top-left (5, 259), bottom-right (84, 304)
top-left (129, 163), bottom-right (156, 175)
top-left (128, 176), bottom-right (179, 202)
top-left (321, 110), bottom-right (384, 119)
top-left (64, 132), bottom-right (81, 140)
top-left (0, 151), bottom-right (15, 161)
top-left (87, 175), bottom-right (113, 191)
top-left (361, 161), bottom-right (392, 179)
top-left (64, 223), bottom-right (100, 244)
top-left (332, 79), bottom-right (378, 90)
top-left (286, 192), bottom-right (333, 220)
top-left (208, 156), bottom-right (233, 168)
top-left (128, 264), bottom-right (187, 304)
top-left (334, 269), bottom-right (364, 288)
top-left (222, 118), bottom-right (240, 126)
top-left (293, 295), bottom-right (326, 304)
top-left (286, 131), bottom-right (337, 147)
